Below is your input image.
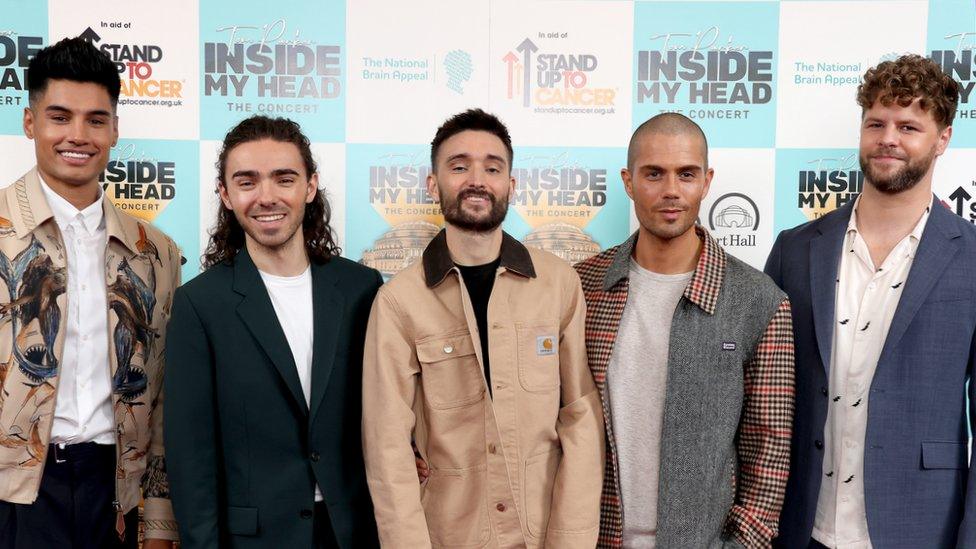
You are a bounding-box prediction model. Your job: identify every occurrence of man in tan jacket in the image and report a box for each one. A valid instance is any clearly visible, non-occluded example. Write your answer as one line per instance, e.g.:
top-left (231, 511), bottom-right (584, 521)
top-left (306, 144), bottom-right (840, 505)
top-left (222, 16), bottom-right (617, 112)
top-left (362, 109), bottom-right (604, 548)
top-left (0, 38), bottom-right (180, 548)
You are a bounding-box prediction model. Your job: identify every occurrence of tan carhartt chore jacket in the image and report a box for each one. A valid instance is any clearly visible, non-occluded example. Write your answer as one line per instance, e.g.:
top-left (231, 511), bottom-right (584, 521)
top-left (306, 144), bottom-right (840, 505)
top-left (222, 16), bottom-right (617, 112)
top-left (363, 230), bottom-right (604, 549)
top-left (0, 168), bottom-right (181, 541)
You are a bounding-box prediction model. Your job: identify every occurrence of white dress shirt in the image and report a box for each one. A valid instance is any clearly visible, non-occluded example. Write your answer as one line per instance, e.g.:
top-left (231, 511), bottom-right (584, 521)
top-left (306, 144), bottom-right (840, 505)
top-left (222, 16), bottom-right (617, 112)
top-left (812, 197), bottom-right (931, 548)
top-left (40, 178), bottom-right (115, 446)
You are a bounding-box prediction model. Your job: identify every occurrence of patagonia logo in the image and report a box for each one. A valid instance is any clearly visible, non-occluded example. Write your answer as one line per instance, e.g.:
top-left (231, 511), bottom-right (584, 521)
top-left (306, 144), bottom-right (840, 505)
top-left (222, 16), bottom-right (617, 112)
top-left (722, 342), bottom-right (736, 351)
top-left (536, 335), bottom-right (557, 356)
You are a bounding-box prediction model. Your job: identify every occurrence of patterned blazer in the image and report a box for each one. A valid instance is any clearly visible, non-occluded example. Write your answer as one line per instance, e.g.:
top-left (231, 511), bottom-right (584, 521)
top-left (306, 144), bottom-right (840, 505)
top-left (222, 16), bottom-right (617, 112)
top-left (575, 227), bottom-right (795, 548)
top-left (0, 168), bottom-right (182, 541)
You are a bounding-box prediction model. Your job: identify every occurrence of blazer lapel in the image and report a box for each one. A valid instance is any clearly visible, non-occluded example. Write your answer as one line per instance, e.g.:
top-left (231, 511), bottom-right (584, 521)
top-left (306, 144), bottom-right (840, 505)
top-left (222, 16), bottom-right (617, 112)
top-left (233, 248), bottom-right (308, 416)
top-left (879, 201), bottom-right (961, 362)
top-left (308, 262), bottom-right (343, 421)
top-left (809, 204), bottom-right (851, 376)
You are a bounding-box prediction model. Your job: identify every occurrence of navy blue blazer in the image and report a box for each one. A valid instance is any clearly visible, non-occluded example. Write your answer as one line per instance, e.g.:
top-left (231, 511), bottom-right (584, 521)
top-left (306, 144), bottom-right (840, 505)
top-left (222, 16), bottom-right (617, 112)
top-left (765, 198), bottom-right (976, 549)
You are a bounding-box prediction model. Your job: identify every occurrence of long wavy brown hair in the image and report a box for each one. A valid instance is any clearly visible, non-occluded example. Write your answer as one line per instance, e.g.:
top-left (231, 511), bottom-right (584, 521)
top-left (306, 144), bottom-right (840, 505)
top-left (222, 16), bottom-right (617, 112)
top-left (202, 116), bottom-right (340, 269)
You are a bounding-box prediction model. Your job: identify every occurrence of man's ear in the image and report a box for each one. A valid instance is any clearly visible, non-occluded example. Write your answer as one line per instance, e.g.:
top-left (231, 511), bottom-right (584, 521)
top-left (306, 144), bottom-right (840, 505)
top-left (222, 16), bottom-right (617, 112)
top-left (426, 172), bottom-right (440, 203)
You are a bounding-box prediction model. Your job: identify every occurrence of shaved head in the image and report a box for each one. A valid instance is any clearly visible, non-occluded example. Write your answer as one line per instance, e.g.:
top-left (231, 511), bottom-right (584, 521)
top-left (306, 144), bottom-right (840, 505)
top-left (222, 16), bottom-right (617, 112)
top-left (627, 113), bottom-right (708, 172)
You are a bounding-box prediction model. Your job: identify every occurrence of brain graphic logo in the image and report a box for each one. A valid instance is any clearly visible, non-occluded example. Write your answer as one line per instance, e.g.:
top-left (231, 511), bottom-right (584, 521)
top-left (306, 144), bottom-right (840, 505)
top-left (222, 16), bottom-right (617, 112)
top-left (444, 50), bottom-right (473, 94)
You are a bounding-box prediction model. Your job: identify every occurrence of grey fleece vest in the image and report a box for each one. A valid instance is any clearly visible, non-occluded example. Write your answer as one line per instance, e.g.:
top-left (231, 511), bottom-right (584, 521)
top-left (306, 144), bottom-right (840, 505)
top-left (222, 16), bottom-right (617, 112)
top-left (655, 255), bottom-right (785, 548)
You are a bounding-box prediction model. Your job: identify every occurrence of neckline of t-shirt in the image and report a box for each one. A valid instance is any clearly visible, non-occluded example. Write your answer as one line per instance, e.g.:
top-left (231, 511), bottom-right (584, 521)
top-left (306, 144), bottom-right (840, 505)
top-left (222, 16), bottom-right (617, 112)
top-left (628, 257), bottom-right (694, 283)
top-left (259, 266), bottom-right (312, 286)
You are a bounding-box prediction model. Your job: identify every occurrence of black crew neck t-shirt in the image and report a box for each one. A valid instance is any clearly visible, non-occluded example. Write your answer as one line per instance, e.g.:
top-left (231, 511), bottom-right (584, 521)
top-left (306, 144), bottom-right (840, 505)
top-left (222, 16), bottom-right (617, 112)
top-left (456, 259), bottom-right (500, 397)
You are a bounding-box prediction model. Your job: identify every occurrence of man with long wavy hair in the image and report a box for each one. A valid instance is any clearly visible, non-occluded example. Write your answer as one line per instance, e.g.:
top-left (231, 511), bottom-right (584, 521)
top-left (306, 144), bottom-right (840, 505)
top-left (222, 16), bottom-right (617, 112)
top-left (164, 116), bottom-right (382, 548)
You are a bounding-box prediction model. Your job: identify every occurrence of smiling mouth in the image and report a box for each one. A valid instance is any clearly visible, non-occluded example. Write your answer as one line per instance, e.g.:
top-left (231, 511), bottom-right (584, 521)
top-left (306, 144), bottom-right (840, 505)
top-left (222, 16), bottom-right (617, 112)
top-left (253, 214), bottom-right (286, 222)
top-left (58, 151), bottom-right (94, 160)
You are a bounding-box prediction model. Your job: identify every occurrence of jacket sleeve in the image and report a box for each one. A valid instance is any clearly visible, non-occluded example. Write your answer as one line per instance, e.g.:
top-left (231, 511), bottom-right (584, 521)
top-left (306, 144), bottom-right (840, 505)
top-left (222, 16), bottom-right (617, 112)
top-left (142, 239), bottom-right (182, 541)
top-left (764, 231), bottom-right (785, 289)
top-left (544, 272), bottom-right (604, 548)
top-left (361, 287), bottom-right (432, 548)
top-left (164, 287), bottom-right (221, 548)
top-left (724, 298), bottom-right (795, 547)
top-left (957, 327), bottom-right (976, 548)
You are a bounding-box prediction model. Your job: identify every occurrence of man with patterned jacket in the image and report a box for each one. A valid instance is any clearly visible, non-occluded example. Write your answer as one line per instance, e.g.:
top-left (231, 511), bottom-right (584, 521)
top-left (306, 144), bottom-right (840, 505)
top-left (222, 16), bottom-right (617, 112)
top-left (0, 37), bottom-right (180, 548)
top-left (575, 113), bottom-right (795, 548)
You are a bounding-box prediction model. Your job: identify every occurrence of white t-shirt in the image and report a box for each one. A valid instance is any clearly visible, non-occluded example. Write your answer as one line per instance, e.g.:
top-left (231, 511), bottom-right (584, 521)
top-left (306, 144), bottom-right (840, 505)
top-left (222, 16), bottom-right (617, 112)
top-left (258, 266), bottom-right (322, 502)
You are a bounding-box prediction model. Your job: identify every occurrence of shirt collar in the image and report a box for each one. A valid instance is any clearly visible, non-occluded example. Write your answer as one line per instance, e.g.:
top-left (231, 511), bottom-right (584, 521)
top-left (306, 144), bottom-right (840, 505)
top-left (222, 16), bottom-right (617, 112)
top-left (38, 174), bottom-right (105, 236)
top-left (422, 229), bottom-right (536, 288)
top-left (847, 194), bottom-right (932, 244)
top-left (603, 225), bottom-right (726, 315)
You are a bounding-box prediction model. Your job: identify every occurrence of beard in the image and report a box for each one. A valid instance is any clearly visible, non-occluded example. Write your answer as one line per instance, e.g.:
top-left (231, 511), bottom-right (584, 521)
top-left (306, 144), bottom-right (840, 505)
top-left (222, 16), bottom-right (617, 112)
top-left (860, 146), bottom-right (936, 195)
top-left (440, 187), bottom-right (509, 232)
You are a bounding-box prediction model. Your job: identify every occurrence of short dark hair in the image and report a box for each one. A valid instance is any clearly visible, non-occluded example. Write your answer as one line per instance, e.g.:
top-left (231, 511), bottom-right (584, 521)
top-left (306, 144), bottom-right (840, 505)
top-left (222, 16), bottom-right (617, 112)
top-left (430, 109), bottom-right (513, 172)
top-left (857, 54), bottom-right (960, 129)
top-left (203, 116), bottom-right (340, 268)
top-left (27, 36), bottom-right (121, 107)
top-left (627, 113), bottom-right (709, 172)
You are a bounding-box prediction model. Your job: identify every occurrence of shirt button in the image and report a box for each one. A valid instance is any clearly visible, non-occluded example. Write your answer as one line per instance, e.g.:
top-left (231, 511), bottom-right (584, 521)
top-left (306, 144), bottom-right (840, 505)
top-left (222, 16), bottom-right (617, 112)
top-left (488, 444), bottom-right (497, 454)
top-left (868, 283), bottom-right (876, 290)
top-left (845, 440), bottom-right (855, 449)
top-left (496, 503), bottom-right (506, 512)
top-left (841, 496), bottom-right (850, 503)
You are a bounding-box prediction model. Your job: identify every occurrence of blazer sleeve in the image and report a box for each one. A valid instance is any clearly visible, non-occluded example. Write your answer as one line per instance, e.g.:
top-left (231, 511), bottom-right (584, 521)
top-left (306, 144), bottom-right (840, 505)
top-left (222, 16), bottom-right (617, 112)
top-left (544, 271), bottom-right (605, 548)
top-left (164, 288), bottom-right (221, 549)
top-left (958, 327), bottom-right (976, 548)
top-left (764, 230), bottom-right (785, 289)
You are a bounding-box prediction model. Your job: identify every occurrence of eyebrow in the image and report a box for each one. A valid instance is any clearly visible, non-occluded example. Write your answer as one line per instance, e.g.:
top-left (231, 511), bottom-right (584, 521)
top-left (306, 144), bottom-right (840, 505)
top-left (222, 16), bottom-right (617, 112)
top-left (444, 153), bottom-right (508, 166)
top-left (44, 104), bottom-right (113, 118)
top-left (230, 168), bottom-right (301, 179)
top-left (639, 164), bottom-right (702, 172)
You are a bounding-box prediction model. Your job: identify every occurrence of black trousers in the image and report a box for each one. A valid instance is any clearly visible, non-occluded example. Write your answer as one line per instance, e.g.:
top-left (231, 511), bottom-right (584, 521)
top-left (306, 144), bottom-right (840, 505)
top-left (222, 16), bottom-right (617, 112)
top-left (0, 442), bottom-right (138, 549)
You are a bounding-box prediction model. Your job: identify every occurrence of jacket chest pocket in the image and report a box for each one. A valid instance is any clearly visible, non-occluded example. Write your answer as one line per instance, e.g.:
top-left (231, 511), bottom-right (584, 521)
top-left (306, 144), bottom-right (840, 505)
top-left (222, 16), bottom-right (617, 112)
top-left (517, 321), bottom-right (560, 392)
top-left (417, 332), bottom-right (485, 410)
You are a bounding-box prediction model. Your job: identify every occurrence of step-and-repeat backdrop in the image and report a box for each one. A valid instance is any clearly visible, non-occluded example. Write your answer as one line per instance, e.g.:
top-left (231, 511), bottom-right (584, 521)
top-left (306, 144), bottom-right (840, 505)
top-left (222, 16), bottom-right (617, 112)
top-left (1, 0), bottom-right (974, 281)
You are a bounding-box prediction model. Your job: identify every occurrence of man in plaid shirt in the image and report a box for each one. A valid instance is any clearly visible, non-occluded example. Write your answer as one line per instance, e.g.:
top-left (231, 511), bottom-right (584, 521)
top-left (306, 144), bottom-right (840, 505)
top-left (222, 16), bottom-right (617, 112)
top-left (574, 113), bottom-right (795, 548)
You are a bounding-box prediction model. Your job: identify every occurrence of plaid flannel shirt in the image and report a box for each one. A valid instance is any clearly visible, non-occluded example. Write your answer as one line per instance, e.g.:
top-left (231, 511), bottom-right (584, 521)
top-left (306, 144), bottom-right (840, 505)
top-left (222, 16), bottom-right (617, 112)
top-left (574, 227), bottom-right (795, 548)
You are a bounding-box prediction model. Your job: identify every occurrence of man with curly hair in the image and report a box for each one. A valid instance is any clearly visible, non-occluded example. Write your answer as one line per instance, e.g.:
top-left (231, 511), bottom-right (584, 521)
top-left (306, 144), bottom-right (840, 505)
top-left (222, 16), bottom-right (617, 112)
top-left (766, 54), bottom-right (976, 548)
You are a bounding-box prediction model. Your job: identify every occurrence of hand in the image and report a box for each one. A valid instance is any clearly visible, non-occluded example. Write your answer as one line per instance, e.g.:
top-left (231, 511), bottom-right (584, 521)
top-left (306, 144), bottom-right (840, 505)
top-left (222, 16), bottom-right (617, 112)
top-left (415, 456), bottom-right (429, 483)
top-left (143, 539), bottom-right (176, 549)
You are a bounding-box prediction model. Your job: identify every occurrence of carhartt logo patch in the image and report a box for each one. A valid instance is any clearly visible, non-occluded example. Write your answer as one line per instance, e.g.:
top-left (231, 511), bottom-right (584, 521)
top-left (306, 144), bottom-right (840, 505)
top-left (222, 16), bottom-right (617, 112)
top-left (537, 335), bottom-right (556, 356)
top-left (722, 342), bottom-right (736, 351)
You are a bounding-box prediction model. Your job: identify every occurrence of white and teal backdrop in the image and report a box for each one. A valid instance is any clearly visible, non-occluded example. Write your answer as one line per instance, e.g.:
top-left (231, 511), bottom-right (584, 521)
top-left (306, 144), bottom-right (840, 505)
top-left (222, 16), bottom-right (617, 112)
top-left (0, 0), bottom-right (974, 281)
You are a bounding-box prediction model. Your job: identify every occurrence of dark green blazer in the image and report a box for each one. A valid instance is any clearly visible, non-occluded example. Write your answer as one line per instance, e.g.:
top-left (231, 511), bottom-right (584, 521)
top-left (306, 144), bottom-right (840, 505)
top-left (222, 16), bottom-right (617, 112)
top-left (164, 248), bottom-right (382, 548)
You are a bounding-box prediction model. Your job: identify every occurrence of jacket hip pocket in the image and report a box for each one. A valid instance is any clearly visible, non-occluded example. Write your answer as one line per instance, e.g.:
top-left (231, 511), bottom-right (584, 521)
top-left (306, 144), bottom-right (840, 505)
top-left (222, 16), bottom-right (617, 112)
top-left (524, 447), bottom-right (562, 538)
top-left (417, 331), bottom-right (485, 410)
top-left (422, 463), bottom-right (490, 546)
